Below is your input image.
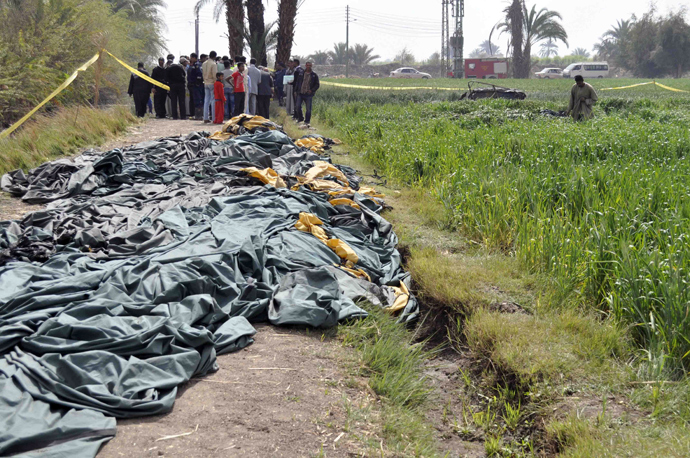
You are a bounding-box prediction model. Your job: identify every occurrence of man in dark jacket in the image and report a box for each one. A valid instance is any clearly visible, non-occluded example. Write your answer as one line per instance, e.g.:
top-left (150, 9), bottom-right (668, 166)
top-left (294, 61), bottom-right (320, 125)
top-left (187, 53), bottom-right (204, 120)
top-left (274, 62), bottom-right (286, 106)
top-left (128, 63), bottom-right (152, 118)
top-left (166, 56), bottom-right (187, 120)
top-left (257, 67), bottom-right (274, 119)
top-left (291, 58), bottom-right (304, 120)
top-left (151, 57), bottom-right (167, 118)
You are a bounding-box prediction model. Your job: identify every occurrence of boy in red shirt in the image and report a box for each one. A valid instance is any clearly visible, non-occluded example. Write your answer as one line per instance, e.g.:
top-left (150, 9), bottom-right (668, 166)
top-left (232, 62), bottom-right (246, 117)
top-left (213, 72), bottom-right (226, 124)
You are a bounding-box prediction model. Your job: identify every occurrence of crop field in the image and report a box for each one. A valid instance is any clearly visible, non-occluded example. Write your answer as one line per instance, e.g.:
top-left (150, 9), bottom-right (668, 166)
top-left (315, 78), bottom-right (690, 376)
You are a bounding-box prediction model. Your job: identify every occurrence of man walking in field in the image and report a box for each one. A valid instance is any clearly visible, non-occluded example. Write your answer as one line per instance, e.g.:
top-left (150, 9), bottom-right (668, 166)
top-left (566, 75), bottom-right (598, 121)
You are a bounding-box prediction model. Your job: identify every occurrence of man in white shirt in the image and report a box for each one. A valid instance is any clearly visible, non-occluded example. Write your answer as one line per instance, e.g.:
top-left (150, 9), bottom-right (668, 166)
top-left (247, 58), bottom-right (261, 115)
top-left (202, 50), bottom-right (218, 123)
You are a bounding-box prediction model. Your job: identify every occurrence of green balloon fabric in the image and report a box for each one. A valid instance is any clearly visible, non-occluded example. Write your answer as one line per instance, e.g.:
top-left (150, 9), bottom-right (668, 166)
top-left (0, 129), bottom-right (418, 456)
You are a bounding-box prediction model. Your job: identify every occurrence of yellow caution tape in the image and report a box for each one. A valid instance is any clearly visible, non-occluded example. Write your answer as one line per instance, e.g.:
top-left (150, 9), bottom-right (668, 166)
top-left (105, 50), bottom-right (170, 91)
top-left (599, 81), bottom-right (655, 91)
top-left (0, 53), bottom-right (101, 140)
top-left (599, 81), bottom-right (688, 93)
top-left (321, 81), bottom-right (461, 91)
top-left (0, 49), bottom-right (174, 140)
top-left (654, 82), bottom-right (689, 93)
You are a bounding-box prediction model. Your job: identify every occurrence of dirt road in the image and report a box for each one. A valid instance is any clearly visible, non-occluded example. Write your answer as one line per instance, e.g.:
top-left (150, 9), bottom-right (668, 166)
top-left (1, 115), bottom-right (483, 457)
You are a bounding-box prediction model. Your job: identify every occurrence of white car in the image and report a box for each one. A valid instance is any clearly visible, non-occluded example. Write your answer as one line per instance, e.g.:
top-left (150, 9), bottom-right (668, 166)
top-left (390, 67), bottom-right (432, 79)
top-left (535, 68), bottom-right (563, 79)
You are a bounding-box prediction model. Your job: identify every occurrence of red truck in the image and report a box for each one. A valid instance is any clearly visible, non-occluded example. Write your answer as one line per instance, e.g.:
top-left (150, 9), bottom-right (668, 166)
top-left (464, 58), bottom-right (509, 79)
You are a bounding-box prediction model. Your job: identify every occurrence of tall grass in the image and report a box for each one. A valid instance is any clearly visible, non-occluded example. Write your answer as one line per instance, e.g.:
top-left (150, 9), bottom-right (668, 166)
top-left (0, 105), bottom-right (137, 175)
top-left (315, 83), bottom-right (690, 376)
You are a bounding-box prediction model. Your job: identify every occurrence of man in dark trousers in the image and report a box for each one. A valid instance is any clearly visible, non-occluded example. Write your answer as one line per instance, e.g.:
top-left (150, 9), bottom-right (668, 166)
top-left (128, 62), bottom-right (152, 118)
top-left (257, 67), bottom-right (274, 119)
top-left (151, 57), bottom-right (167, 118)
top-left (187, 53), bottom-right (204, 120)
top-left (291, 58), bottom-right (304, 120)
top-left (294, 61), bottom-right (320, 125)
top-left (166, 56), bottom-right (187, 120)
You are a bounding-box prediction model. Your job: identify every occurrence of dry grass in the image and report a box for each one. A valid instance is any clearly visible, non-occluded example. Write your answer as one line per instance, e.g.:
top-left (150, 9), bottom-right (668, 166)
top-left (0, 105), bottom-right (137, 174)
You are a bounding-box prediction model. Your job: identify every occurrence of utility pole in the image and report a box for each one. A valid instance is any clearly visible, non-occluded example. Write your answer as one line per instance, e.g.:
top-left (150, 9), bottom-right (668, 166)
top-left (441, 0), bottom-right (450, 77)
top-left (345, 5), bottom-right (350, 78)
top-left (195, 11), bottom-right (200, 56)
top-left (451, 0), bottom-right (464, 78)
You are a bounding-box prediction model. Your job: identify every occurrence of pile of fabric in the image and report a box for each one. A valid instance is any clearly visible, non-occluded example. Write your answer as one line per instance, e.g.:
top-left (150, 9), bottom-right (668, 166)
top-left (295, 134), bottom-right (342, 153)
top-left (0, 129), bottom-right (417, 457)
top-left (208, 114), bottom-right (283, 141)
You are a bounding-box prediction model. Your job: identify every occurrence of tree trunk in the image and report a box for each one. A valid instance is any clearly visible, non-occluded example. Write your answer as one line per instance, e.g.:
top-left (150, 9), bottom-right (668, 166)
top-left (226, 0), bottom-right (244, 58)
top-left (276, 0), bottom-right (298, 65)
top-left (508, 0), bottom-right (526, 78)
top-left (245, 0), bottom-right (267, 66)
top-left (522, 43), bottom-right (531, 78)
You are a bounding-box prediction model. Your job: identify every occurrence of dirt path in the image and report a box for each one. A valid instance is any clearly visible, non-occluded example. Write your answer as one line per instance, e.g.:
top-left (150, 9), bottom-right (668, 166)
top-left (99, 325), bottom-right (371, 458)
top-left (2, 115), bottom-right (484, 457)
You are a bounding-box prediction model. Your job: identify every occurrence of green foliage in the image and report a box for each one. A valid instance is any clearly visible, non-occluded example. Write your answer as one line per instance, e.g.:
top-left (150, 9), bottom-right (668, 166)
top-left (314, 78), bottom-right (690, 375)
top-left (0, 105), bottom-right (137, 175)
top-left (602, 9), bottom-right (690, 77)
top-left (0, 0), bottom-right (163, 127)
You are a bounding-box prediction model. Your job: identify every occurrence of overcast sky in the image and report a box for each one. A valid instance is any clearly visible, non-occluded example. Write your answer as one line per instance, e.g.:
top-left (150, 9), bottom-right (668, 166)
top-left (163, 0), bottom-right (688, 62)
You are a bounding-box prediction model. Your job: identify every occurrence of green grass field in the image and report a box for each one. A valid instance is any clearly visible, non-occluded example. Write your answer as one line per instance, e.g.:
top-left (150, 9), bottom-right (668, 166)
top-left (315, 78), bottom-right (690, 376)
top-left (308, 77), bottom-right (690, 455)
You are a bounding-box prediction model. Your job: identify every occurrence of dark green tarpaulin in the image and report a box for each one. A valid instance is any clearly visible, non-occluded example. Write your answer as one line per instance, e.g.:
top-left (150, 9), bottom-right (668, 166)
top-left (0, 128), bottom-right (417, 456)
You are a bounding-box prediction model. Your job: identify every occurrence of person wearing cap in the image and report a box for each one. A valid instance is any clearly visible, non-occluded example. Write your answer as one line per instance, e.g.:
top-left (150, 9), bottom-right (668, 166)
top-left (166, 56), bottom-right (187, 120)
top-left (127, 62), bottom-right (152, 118)
top-left (151, 57), bottom-right (167, 119)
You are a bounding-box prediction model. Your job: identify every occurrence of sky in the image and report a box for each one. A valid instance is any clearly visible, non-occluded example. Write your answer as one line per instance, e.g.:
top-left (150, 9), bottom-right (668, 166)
top-left (162, 0), bottom-right (688, 62)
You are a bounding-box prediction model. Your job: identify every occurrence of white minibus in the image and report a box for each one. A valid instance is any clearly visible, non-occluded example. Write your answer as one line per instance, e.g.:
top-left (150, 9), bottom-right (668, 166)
top-left (562, 62), bottom-right (610, 79)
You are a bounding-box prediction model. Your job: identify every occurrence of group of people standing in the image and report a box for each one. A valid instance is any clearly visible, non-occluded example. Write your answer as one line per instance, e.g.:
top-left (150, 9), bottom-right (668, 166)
top-left (128, 52), bottom-right (320, 125)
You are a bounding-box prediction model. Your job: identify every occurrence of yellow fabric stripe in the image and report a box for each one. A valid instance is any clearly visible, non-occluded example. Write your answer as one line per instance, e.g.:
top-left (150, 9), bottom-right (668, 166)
top-left (105, 50), bottom-right (170, 91)
top-left (320, 81), bottom-right (460, 91)
top-left (654, 82), bottom-right (689, 93)
top-left (0, 53), bottom-right (101, 140)
top-left (599, 81), bottom-right (655, 91)
top-left (600, 81), bottom-right (688, 93)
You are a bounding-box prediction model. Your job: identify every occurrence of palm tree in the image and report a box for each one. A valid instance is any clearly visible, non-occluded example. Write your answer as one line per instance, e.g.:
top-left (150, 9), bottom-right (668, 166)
top-left (500, 2), bottom-right (568, 78)
top-left (351, 44), bottom-right (379, 65)
top-left (571, 47), bottom-right (590, 58)
top-left (593, 38), bottom-right (616, 60)
top-left (539, 38), bottom-right (558, 57)
top-left (328, 42), bottom-right (350, 65)
top-left (595, 18), bottom-right (634, 66)
top-left (604, 18), bottom-right (633, 42)
top-left (504, 0), bottom-right (525, 77)
top-left (194, 0), bottom-right (245, 57)
top-left (245, 0), bottom-right (267, 65)
top-left (307, 50), bottom-right (330, 65)
top-left (479, 39), bottom-right (501, 56)
top-left (244, 21), bottom-right (277, 63)
top-left (276, 0), bottom-right (305, 65)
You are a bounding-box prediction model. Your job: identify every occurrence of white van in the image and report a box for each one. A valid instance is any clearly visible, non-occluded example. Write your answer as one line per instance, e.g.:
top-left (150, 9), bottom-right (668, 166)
top-left (562, 62), bottom-right (610, 79)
